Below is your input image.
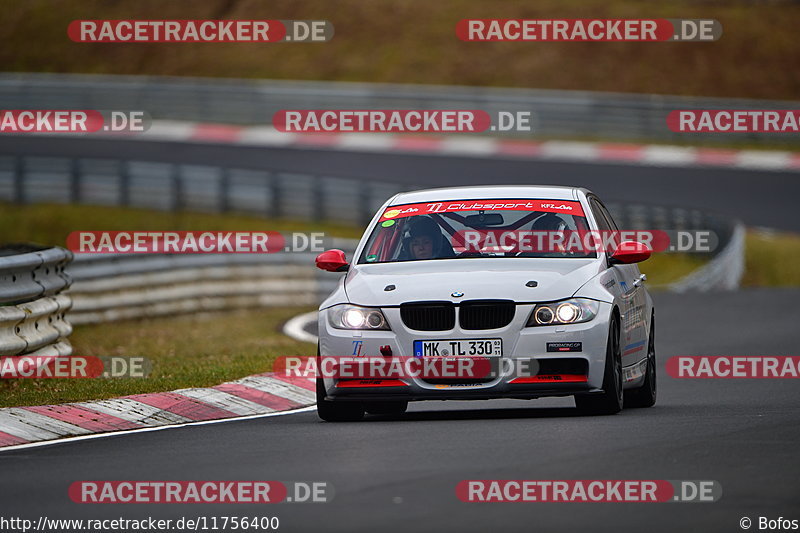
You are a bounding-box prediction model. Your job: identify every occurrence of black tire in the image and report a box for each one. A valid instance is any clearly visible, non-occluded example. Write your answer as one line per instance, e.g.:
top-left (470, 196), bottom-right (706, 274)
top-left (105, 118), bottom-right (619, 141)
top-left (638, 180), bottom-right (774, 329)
top-left (365, 401), bottom-right (409, 415)
top-left (624, 316), bottom-right (657, 408)
top-left (316, 377), bottom-right (365, 422)
top-left (315, 345), bottom-right (365, 422)
top-left (575, 314), bottom-right (623, 415)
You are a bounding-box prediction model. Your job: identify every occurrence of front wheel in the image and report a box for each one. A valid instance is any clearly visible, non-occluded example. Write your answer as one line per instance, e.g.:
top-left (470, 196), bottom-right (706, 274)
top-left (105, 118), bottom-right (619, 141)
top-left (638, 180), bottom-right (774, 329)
top-left (315, 344), bottom-right (365, 422)
top-left (624, 317), bottom-right (657, 408)
top-left (575, 314), bottom-right (623, 415)
top-left (316, 378), bottom-right (365, 422)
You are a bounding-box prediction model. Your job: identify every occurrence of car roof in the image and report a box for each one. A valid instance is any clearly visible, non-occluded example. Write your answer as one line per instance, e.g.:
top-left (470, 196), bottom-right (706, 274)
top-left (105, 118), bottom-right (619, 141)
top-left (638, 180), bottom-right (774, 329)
top-left (389, 185), bottom-right (589, 205)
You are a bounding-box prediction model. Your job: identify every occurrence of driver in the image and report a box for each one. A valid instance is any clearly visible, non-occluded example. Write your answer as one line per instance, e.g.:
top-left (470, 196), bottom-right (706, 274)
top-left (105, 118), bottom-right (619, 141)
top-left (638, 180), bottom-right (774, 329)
top-left (530, 213), bottom-right (569, 254)
top-left (403, 216), bottom-right (455, 260)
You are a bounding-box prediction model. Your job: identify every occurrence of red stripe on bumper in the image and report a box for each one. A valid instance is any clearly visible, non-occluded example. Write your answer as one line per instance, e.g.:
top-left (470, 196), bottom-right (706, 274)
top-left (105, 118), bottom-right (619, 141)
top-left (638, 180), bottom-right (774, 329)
top-left (509, 374), bottom-right (588, 384)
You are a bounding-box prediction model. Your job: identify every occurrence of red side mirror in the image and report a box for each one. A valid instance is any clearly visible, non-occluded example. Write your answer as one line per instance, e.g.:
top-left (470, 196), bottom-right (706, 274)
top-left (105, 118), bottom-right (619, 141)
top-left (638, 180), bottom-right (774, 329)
top-left (610, 241), bottom-right (651, 264)
top-left (316, 249), bottom-right (350, 272)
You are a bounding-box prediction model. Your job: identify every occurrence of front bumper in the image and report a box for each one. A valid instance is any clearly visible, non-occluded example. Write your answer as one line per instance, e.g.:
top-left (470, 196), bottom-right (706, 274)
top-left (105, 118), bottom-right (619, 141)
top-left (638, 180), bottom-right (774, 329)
top-left (318, 302), bottom-right (612, 402)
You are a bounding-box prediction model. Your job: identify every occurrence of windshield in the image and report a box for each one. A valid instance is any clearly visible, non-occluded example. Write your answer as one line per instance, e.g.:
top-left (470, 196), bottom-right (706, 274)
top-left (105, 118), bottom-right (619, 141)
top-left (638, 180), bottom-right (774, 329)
top-left (357, 199), bottom-right (596, 264)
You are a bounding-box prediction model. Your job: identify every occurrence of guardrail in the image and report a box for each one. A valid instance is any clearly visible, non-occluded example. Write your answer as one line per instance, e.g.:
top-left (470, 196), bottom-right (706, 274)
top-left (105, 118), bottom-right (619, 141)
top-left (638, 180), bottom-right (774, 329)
top-left (0, 154), bottom-right (739, 242)
top-left (669, 223), bottom-right (746, 292)
top-left (0, 156), bottom-right (405, 227)
top-left (1, 73), bottom-right (798, 144)
top-left (67, 240), bottom-right (358, 325)
top-left (0, 150), bottom-right (743, 324)
top-left (0, 156), bottom-right (744, 328)
top-left (65, 210), bottom-right (743, 325)
top-left (0, 245), bottom-right (73, 362)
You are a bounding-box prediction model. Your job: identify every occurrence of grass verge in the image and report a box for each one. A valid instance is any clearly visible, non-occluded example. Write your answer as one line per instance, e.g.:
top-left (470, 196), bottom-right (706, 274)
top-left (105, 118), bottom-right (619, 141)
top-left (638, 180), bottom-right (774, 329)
top-left (639, 253), bottom-right (708, 290)
top-left (0, 202), bottom-right (363, 246)
top-left (0, 307), bottom-right (317, 408)
top-left (742, 230), bottom-right (800, 287)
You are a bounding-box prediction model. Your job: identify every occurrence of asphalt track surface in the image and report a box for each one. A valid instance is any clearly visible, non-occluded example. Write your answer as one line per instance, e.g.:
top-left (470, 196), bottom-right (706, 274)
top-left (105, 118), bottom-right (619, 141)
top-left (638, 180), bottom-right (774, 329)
top-left (1, 288), bottom-right (799, 533)
top-left (1, 136), bottom-right (799, 231)
top-left (2, 137), bottom-right (798, 531)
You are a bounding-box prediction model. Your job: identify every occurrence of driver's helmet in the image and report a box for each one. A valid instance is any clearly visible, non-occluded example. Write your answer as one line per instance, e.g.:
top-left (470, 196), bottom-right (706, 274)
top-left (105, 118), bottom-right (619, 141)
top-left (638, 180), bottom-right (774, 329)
top-left (531, 213), bottom-right (568, 232)
top-left (404, 216), bottom-right (445, 259)
top-left (531, 213), bottom-right (569, 253)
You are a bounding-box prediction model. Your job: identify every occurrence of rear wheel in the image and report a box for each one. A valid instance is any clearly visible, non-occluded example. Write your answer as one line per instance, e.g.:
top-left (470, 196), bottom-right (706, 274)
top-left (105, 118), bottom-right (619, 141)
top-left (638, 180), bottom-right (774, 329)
top-left (624, 316), bottom-right (657, 408)
top-left (365, 401), bottom-right (408, 415)
top-left (575, 314), bottom-right (623, 415)
top-left (315, 345), bottom-right (365, 422)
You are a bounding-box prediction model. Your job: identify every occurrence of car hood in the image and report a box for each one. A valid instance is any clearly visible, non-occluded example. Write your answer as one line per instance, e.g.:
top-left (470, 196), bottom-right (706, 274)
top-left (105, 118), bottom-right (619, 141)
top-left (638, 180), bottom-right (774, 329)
top-left (342, 258), bottom-right (601, 306)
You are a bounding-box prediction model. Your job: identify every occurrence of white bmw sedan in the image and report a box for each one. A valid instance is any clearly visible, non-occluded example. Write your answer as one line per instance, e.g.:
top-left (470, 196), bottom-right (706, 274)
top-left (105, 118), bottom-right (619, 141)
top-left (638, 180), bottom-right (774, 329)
top-left (314, 186), bottom-right (655, 421)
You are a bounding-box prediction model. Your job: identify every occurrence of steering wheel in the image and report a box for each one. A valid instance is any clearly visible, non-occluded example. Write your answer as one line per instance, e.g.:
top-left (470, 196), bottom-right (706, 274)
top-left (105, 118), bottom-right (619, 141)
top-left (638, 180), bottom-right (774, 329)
top-left (456, 251), bottom-right (485, 258)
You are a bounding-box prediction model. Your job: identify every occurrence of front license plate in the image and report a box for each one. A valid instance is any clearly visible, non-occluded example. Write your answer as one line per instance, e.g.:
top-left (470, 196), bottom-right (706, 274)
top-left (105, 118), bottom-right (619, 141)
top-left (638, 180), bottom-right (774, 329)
top-left (413, 338), bottom-right (502, 358)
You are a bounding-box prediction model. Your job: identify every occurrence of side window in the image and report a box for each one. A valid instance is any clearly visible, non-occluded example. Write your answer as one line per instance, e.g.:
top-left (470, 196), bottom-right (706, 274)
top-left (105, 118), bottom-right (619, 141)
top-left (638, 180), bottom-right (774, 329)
top-left (596, 201), bottom-right (620, 231)
top-left (588, 199), bottom-right (610, 231)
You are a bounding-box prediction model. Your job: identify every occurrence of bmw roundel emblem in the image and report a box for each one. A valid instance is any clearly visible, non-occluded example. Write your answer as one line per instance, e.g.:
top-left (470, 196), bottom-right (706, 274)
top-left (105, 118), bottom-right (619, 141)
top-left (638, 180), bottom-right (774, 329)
top-left (451, 291), bottom-right (464, 298)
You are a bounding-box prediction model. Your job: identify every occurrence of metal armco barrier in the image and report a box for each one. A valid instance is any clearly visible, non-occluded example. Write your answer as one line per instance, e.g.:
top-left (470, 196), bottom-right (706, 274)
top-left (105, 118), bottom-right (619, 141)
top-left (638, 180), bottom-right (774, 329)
top-left (0, 160), bottom-right (743, 330)
top-left (0, 151), bottom-right (744, 327)
top-left (0, 73), bottom-right (798, 144)
top-left (669, 223), bottom-right (746, 292)
top-left (67, 239), bottom-right (358, 325)
top-left (0, 245), bottom-right (73, 360)
top-left (0, 155), bottom-right (739, 243)
top-left (0, 156), bottom-right (404, 228)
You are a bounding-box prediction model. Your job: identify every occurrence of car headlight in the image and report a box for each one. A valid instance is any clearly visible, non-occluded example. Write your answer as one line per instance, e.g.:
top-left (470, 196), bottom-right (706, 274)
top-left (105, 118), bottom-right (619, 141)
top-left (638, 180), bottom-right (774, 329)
top-left (329, 304), bottom-right (390, 330)
top-left (526, 298), bottom-right (599, 327)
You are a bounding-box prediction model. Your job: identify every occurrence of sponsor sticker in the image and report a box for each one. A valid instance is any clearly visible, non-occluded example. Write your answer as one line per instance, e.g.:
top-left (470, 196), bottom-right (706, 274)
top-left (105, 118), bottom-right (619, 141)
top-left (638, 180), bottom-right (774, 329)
top-left (547, 342), bottom-right (582, 353)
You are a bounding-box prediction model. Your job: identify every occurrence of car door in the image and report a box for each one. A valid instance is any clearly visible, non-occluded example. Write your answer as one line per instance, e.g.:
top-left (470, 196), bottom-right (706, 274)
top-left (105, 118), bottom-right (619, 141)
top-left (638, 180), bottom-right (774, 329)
top-left (589, 197), bottom-right (647, 368)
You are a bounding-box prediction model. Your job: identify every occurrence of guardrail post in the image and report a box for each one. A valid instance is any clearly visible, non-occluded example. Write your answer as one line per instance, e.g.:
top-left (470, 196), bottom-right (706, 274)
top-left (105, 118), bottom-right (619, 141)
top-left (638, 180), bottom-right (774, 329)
top-left (360, 182), bottom-right (372, 226)
top-left (312, 176), bottom-right (324, 222)
top-left (269, 172), bottom-right (282, 218)
top-left (219, 167), bottom-right (230, 213)
top-left (172, 164), bottom-right (184, 211)
top-left (69, 158), bottom-right (81, 204)
top-left (13, 157), bottom-right (25, 204)
top-left (119, 160), bottom-right (130, 206)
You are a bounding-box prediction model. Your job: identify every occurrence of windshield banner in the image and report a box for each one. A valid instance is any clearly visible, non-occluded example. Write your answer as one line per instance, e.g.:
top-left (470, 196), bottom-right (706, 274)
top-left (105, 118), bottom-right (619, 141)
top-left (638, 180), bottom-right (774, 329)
top-left (380, 199), bottom-right (585, 221)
